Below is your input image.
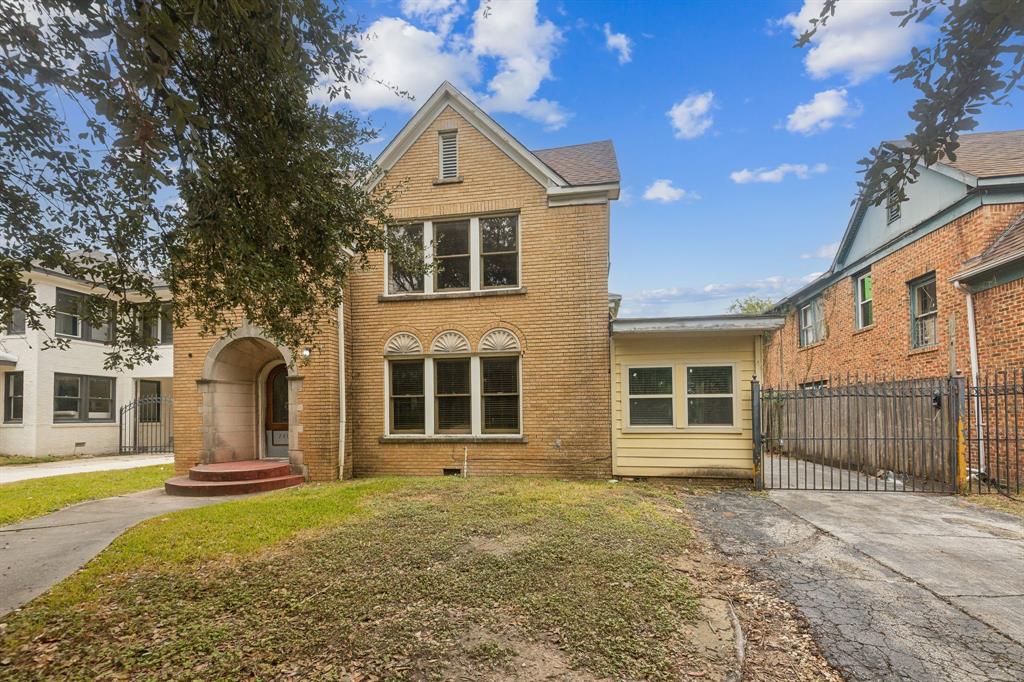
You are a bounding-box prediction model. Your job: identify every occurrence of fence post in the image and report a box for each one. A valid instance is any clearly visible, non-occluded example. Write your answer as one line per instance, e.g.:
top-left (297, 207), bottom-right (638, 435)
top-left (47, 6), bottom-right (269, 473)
top-left (949, 375), bottom-right (968, 494)
top-left (752, 377), bottom-right (763, 490)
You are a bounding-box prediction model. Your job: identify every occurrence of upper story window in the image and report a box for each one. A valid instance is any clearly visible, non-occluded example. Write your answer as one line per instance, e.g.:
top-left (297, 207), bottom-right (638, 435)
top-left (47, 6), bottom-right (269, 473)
top-left (55, 288), bottom-right (114, 343)
top-left (385, 214), bottom-right (521, 296)
top-left (799, 297), bottom-right (825, 347)
top-left (140, 302), bottom-right (174, 345)
top-left (3, 308), bottom-right (25, 335)
top-left (439, 130), bottom-right (458, 180)
top-left (910, 274), bottom-right (937, 348)
top-left (886, 184), bottom-right (901, 224)
top-left (855, 272), bottom-right (874, 329)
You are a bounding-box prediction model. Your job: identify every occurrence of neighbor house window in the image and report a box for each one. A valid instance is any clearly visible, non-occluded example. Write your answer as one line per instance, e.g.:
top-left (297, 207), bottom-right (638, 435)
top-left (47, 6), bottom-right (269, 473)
top-left (481, 356), bottom-right (519, 433)
top-left (855, 272), bottom-right (874, 329)
top-left (435, 358), bottom-right (471, 433)
top-left (910, 275), bottom-right (938, 348)
top-left (55, 289), bottom-right (114, 343)
top-left (686, 365), bottom-right (734, 427)
top-left (4, 309), bottom-right (25, 335)
top-left (480, 215), bottom-right (519, 288)
top-left (799, 297), bottom-right (825, 347)
top-left (389, 360), bottom-right (425, 433)
top-left (53, 373), bottom-right (115, 422)
top-left (627, 367), bottom-right (674, 427)
top-left (439, 130), bottom-right (458, 180)
top-left (3, 372), bottom-right (23, 423)
top-left (160, 303), bottom-right (173, 344)
top-left (887, 184), bottom-right (901, 224)
top-left (138, 380), bottom-right (161, 423)
top-left (388, 223), bottom-right (425, 294)
top-left (434, 220), bottom-right (471, 291)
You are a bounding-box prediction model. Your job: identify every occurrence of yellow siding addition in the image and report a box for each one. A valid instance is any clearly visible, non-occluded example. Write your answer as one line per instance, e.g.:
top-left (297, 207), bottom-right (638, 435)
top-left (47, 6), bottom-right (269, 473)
top-left (611, 333), bottom-right (762, 479)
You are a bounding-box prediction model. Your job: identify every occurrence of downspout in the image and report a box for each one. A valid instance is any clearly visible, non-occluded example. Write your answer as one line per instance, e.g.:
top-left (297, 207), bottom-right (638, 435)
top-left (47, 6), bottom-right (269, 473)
top-left (953, 281), bottom-right (985, 474)
top-left (337, 298), bottom-right (347, 480)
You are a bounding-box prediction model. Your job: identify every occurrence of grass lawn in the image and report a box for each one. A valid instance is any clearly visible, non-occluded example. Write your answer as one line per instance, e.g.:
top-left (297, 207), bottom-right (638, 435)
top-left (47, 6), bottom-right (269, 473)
top-left (960, 492), bottom-right (1024, 518)
top-left (0, 477), bottom-right (707, 681)
top-left (0, 454), bottom-right (72, 466)
top-left (0, 464), bottom-right (173, 526)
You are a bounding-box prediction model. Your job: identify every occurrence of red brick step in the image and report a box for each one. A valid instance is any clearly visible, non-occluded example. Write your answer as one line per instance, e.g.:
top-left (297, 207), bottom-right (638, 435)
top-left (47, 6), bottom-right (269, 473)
top-left (188, 460), bottom-right (292, 482)
top-left (164, 473), bottom-right (304, 497)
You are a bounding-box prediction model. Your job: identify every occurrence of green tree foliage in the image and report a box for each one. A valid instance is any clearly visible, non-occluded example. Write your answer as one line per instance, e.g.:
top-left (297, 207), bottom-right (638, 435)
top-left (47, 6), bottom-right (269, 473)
top-left (728, 296), bottom-right (776, 315)
top-left (1, 0), bottom-right (418, 367)
top-left (798, 0), bottom-right (1024, 207)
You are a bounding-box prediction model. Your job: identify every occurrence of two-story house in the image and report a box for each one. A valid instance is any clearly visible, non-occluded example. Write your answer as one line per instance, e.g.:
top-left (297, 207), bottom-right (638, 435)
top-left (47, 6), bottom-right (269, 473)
top-left (765, 130), bottom-right (1024, 387)
top-left (0, 260), bottom-right (174, 457)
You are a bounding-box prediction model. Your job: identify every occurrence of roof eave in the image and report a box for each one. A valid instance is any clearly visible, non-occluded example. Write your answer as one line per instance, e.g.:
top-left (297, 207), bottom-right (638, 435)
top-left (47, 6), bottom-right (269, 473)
top-left (612, 315), bottom-right (785, 334)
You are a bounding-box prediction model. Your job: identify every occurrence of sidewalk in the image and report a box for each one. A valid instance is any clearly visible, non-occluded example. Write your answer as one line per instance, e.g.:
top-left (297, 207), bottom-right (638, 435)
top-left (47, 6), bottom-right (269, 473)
top-left (0, 454), bottom-right (173, 484)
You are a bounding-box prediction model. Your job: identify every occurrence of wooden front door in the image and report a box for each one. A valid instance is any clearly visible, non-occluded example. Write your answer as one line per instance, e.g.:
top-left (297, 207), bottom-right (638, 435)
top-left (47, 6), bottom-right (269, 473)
top-left (265, 365), bottom-right (288, 457)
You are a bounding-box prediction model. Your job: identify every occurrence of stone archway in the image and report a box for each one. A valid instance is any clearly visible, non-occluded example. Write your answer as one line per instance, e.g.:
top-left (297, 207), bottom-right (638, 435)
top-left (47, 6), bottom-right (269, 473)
top-left (197, 325), bottom-right (304, 473)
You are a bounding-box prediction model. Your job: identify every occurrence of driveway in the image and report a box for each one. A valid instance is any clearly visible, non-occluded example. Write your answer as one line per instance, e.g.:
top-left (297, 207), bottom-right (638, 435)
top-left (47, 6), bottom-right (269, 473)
top-left (0, 489), bottom-right (231, 616)
top-left (0, 454), bottom-right (173, 484)
top-left (688, 491), bottom-right (1024, 682)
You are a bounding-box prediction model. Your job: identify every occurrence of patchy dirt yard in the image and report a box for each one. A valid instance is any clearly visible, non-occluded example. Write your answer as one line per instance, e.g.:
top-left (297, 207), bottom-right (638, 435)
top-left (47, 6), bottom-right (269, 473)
top-left (0, 477), bottom-right (838, 681)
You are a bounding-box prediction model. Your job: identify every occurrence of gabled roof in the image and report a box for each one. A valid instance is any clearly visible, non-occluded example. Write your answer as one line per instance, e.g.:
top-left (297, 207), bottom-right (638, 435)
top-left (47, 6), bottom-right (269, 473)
top-left (371, 82), bottom-right (619, 202)
top-left (955, 211), bottom-right (1024, 281)
top-left (533, 140), bottom-right (619, 186)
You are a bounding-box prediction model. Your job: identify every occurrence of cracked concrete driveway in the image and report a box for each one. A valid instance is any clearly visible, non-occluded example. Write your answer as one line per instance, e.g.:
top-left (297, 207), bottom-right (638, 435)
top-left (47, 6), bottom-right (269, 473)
top-left (688, 491), bottom-right (1024, 682)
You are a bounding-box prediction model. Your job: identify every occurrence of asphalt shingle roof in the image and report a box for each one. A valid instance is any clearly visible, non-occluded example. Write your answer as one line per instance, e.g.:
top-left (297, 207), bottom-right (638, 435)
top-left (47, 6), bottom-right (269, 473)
top-left (965, 211), bottom-right (1024, 275)
top-left (533, 140), bottom-right (619, 186)
top-left (935, 129), bottom-right (1024, 178)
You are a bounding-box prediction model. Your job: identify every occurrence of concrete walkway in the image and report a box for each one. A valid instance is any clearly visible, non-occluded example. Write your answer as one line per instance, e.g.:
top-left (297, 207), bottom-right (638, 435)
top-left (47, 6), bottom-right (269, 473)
top-left (689, 491), bottom-right (1024, 682)
top-left (0, 489), bottom-right (231, 616)
top-left (0, 454), bottom-right (173, 484)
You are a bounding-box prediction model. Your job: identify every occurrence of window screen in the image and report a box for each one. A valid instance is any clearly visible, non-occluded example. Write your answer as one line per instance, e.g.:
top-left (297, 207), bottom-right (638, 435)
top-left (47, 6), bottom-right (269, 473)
top-left (686, 366), bottom-right (733, 426)
top-left (434, 220), bottom-right (471, 290)
top-left (389, 223), bottom-right (425, 294)
top-left (436, 358), bottom-right (471, 432)
top-left (482, 356), bottom-right (519, 433)
top-left (627, 367), bottom-right (673, 426)
top-left (480, 215), bottom-right (518, 288)
top-left (390, 360), bottom-right (425, 433)
top-left (3, 372), bottom-right (23, 423)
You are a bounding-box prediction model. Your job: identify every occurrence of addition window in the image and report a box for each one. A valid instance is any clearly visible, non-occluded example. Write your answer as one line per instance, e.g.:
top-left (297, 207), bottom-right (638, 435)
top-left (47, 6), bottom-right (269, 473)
top-left (482, 356), bottom-right (519, 433)
top-left (54, 373), bottom-right (115, 422)
top-left (55, 289), bottom-right (114, 343)
top-left (434, 220), bottom-right (471, 291)
top-left (3, 308), bottom-right (25, 335)
top-left (439, 130), bottom-right (458, 180)
top-left (855, 272), bottom-right (874, 329)
top-left (3, 372), bottom-right (23, 423)
top-left (686, 365), bottom-right (734, 427)
top-left (388, 223), bottom-right (425, 294)
top-left (435, 358), bottom-right (471, 433)
top-left (480, 215), bottom-right (519, 288)
top-left (886, 184), bottom-right (901, 224)
top-left (799, 297), bottom-right (825, 347)
top-left (389, 360), bottom-right (425, 433)
top-left (627, 367), bottom-right (674, 427)
top-left (910, 275), bottom-right (938, 348)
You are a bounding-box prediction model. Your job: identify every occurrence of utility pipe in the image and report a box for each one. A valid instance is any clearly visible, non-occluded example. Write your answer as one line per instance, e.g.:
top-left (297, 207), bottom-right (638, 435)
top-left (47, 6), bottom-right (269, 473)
top-left (954, 281), bottom-right (986, 474)
top-left (337, 298), bottom-right (347, 480)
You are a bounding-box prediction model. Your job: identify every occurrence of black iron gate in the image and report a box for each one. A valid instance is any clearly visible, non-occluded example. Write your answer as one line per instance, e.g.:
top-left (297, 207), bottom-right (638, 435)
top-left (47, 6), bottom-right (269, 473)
top-left (753, 375), bottom-right (961, 492)
top-left (119, 396), bottom-right (174, 454)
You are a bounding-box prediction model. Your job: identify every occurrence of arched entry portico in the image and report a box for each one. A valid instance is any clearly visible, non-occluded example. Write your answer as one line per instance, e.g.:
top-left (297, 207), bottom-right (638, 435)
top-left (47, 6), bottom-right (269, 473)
top-left (197, 324), bottom-right (304, 473)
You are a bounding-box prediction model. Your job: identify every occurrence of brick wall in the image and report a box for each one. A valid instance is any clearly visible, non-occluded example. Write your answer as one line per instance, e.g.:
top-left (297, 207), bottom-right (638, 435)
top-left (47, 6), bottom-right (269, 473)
top-left (345, 105), bottom-right (612, 477)
top-left (973, 277), bottom-right (1024, 373)
top-left (765, 203), bottom-right (1024, 386)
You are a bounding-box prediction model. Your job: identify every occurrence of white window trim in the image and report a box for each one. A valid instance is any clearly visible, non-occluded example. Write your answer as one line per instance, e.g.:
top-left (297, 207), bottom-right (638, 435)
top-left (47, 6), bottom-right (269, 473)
top-left (855, 272), bottom-right (873, 329)
top-left (624, 364), bottom-right (675, 429)
top-left (683, 362), bottom-right (738, 430)
top-left (383, 353), bottom-right (522, 438)
top-left (383, 214), bottom-right (522, 297)
top-left (911, 277), bottom-right (938, 349)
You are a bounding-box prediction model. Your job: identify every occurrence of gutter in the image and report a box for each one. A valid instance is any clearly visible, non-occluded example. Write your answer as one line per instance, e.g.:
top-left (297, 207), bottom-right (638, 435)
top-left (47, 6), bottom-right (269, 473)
top-left (337, 298), bottom-right (347, 480)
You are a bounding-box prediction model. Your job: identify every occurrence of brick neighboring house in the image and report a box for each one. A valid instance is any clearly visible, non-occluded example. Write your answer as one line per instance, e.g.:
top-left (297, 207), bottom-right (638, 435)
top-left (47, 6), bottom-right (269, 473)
top-left (765, 130), bottom-right (1024, 387)
top-left (170, 82), bottom-right (621, 483)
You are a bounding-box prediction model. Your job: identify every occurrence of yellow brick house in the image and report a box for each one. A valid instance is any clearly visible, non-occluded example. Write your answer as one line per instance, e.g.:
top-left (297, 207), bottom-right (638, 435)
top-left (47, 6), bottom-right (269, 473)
top-left (166, 82), bottom-right (776, 493)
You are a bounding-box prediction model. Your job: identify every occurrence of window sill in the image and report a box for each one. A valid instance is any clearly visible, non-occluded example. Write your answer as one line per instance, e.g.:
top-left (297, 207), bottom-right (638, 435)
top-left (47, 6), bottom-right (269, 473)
top-left (1, 422), bottom-right (24, 428)
top-left (432, 177), bottom-right (464, 186)
top-left (51, 421), bottom-right (116, 427)
top-left (379, 435), bottom-right (528, 444)
top-left (379, 287), bottom-right (527, 303)
top-left (622, 426), bottom-right (742, 435)
top-left (852, 324), bottom-right (875, 336)
top-left (908, 344), bottom-right (939, 357)
top-left (797, 340), bottom-right (827, 352)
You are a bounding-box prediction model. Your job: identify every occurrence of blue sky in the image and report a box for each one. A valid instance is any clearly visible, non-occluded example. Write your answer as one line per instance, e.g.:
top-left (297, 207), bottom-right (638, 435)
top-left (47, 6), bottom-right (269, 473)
top-left (335, 0), bottom-right (1024, 317)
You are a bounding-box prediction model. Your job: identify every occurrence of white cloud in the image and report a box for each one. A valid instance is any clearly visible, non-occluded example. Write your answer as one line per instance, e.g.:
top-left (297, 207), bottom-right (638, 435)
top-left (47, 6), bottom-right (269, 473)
top-left (400, 0), bottom-right (468, 35)
top-left (667, 91), bottom-right (714, 140)
top-left (642, 179), bottom-right (698, 203)
top-left (319, 1), bottom-right (568, 130)
top-left (620, 272), bottom-right (822, 316)
top-left (786, 88), bottom-right (861, 135)
top-left (730, 162), bottom-right (828, 184)
top-left (780, 0), bottom-right (931, 84)
top-left (801, 241), bottom-right (840, 260)
top-left (603, 23), bottom-right (632, 64)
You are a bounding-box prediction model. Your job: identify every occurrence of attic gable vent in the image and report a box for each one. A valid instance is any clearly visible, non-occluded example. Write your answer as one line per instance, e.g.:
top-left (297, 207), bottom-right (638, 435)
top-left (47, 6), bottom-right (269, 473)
top-left (439, 130), bottom-right (458, 180)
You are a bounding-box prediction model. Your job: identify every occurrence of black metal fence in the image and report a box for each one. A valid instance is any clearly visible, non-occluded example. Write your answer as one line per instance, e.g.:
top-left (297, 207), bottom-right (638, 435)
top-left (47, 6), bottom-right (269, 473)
top-left (118, 396), bottom-right (174, 454)
top-left (754, 372), bottom-right (1023, 497)
top-left (965, 369), bottom-right (1022, 496)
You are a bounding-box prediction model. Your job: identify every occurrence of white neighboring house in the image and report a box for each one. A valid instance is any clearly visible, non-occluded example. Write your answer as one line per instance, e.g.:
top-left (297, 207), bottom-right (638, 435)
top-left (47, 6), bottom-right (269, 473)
top-left (0, 266), bottom-right (173, 457)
